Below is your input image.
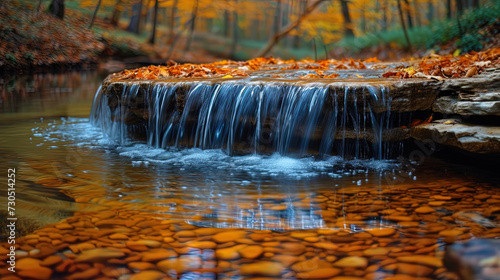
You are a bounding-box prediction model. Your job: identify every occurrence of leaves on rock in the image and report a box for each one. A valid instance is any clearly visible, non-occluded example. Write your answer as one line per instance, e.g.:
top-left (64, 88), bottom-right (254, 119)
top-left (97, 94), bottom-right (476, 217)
top-left (383, 48), bottom-right (500, 79)
top-left (112, 57), bottom-right (378, 81)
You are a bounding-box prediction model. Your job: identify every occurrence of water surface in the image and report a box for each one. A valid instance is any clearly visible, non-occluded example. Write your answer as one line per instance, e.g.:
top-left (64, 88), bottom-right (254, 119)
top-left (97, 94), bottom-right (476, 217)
top-left (0, 71), bottom-right (499, 280)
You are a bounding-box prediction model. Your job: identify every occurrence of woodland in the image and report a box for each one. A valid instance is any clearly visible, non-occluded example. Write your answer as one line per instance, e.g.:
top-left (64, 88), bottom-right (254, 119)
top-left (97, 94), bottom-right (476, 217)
top-left (0, 0), bottom-right (499, 71)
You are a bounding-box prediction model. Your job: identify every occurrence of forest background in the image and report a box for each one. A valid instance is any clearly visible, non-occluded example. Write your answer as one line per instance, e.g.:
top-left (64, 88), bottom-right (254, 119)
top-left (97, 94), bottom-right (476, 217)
top-left (0, 0), bottom-right (499, 71)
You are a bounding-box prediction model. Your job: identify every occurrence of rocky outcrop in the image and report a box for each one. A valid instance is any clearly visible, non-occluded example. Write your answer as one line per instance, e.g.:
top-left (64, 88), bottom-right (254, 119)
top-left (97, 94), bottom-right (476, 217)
top-left (433, 95), bottom-right (500, 116)
top-left (412, 69), bottom-right (500, 155)
top-left (434, 69), bottom-right (500, 117)
top-left (411, 119), bottom-right (500, 154)
top-left (93, 66), bottom-right (500, 157)
top-left (444, 239), bottom-right (500, 280)
top-left (439, 69), bottom-right (500, 93)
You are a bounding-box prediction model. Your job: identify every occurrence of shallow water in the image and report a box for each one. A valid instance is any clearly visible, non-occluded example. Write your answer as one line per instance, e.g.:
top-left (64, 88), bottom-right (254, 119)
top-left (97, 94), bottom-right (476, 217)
top-left (0, 71), bottom-right (499, 280)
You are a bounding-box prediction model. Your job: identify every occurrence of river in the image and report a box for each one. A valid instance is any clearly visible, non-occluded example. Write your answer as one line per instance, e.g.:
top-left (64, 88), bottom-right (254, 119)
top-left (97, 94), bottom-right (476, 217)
top-left (0, 71), bottom-right (499, 280)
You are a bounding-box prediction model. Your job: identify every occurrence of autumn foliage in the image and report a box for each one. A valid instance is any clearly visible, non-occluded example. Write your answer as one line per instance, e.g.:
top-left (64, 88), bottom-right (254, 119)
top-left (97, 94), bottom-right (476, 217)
top-left (111, 57), bottom-right (381, 81)
top-left (110, 48), bottom-right (500, 82)
top-left (383, 48), bottom-right (500, 80)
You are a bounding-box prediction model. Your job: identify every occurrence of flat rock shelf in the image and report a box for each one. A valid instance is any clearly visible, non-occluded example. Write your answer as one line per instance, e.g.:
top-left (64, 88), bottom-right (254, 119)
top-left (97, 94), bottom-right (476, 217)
top-left (91, 66), bottom-right (500, 158)
top-left (92, 67), bottom-right (441, 159)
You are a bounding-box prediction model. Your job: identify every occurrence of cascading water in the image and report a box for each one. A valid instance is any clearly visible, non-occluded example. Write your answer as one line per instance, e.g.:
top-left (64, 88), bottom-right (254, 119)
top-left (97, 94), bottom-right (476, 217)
top-left (90, 81), bottom-right (394, 159)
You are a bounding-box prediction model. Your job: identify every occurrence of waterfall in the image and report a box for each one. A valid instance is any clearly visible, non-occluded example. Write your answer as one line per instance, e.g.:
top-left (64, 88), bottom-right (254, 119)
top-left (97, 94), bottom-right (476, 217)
top-left (90, 81), bottom-right (394, 159)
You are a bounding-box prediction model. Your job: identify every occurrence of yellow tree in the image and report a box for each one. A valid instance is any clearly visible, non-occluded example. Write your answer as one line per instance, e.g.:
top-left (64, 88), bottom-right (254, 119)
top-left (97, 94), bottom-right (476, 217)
top-left (350, 0), bottom-right (381, 34)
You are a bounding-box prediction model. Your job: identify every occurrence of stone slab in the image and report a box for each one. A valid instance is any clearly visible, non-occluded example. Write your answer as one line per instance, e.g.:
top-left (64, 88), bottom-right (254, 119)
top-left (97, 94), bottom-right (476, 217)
top-left (411, 120), bottom-right (500, 154)
top-left (433, 96), bottom-right (500, 116)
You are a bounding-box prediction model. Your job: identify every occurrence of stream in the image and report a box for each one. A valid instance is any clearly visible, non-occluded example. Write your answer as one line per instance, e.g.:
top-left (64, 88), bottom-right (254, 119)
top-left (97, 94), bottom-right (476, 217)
top-left (0, 70), bottom-right (499, 280)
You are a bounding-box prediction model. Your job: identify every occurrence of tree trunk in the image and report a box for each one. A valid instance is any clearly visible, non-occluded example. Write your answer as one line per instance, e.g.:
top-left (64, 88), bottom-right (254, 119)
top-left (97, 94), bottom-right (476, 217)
top-left (149, 0), bottom-right (159, 44)
top-left (274, 0), bottom-right (282, 37)
top-left (471, 0), bottom-right (479, 8)
top-left (397, 0), bottom-right (412, 49)
top-left (251, 18), bottom-right (260, 40)
top-left (185, 0), bottom-right (199, 51)
top-left (256, 0), bottom-right (325, 57)
top-left (89, 0), bottom-right (102, 28)
top-left (127, 2), bottom-right (143, 34)
top-left (49, 0), bottom-right (65, 19)
top-left (413, 0), bottom-right (421, 26)
top-left (224, 10), bottom-right (230, 37)
top-left (403, 0), bottom-right (413, 28)
top-left (168, 0), bottom-right (178, 43)
top-left (34, 0), bottom-right (43, 15)
top-left (456, 0), bottom-right (464, 15)
top-left (446, 0), bottom-right (452, 19)
top-left (360, 8), bottom-right (366, 33)
top-left (427, 1), bottom-right (434, 23)
top-left (340, 0), bottom-right (354, 37)
top-left (230, 0), bottom-right (238, 59)
top-left (293, 0), bottom-right (306, 48)
top-left (382, 0), bottom-right (388, 31)
top-left (110, 0), bottom-right (122, 26)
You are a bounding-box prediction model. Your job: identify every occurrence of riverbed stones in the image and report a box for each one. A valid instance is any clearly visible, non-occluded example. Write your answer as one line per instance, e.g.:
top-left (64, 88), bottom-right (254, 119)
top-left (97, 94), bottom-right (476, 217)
top-left (333, 256), bottom-right (369, 268)
top-left (213, 230), bottom-right (247, 243)
top-left (216, 244), bottom-right (247, 260)
top-left (186, 241), bottom-right (217, 249)
top-left (129, 270), bottom-right (166, 280)
top-left (2, 171), bottom-right (500, 280)
top-left (128, 262), bottom-right (156, 271)
top-left (240, 261), bottom-right (285, 276)
top-left (397, 256), bottom-right (443, 268)
top-left (141, 248), bottom-right (177, 262)
top-left (74, 248), bottom-right (125, 262)
top-left (157, 255), bottom-right (202, 273)
top-left (367, 228), bottom-right (396, 237)
top-left (239, 245), bottom-right (264, 259)
top-left (40, 255), bottom-right (63, 266)
top-left (291, 258), bottom-right (333, 272)
top-left (17, 267), bottom-right (52, 280)
top-left (397, 263), bottom-right (434, 277)
top-left (296, 267), bottom-right (342, 278)
top-left (67, 268), bottom-right (100, 280)
top-left (363, 247), bottom-right (390, 256)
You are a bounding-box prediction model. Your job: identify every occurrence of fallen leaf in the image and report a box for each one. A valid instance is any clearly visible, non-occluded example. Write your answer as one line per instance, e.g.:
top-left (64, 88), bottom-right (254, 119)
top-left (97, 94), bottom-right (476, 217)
top-left (465, 66), bottom-right (477, 77)
top-left (300, 74), bottom-right (321, 79)
top-left (324, 73), bottom-right (340, 78)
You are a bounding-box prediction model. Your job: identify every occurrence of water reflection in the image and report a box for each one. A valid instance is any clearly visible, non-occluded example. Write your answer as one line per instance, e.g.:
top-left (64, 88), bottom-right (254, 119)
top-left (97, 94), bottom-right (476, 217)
top-left (0, 71), bottom-right (108, 120)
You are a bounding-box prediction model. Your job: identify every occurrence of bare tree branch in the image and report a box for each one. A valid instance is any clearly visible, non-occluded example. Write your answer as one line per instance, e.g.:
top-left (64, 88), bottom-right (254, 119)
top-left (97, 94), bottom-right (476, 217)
top-left (256, 0), bottom-right (325, 58)
top-left (89, 0), bottom-right (102, 28)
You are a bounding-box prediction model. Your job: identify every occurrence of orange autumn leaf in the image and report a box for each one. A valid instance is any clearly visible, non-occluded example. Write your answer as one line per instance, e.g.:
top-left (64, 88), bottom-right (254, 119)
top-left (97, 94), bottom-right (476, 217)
top-left (410, 115), bottom-right (433, 127)
top-left (324, 73), bottom-right (340, 79)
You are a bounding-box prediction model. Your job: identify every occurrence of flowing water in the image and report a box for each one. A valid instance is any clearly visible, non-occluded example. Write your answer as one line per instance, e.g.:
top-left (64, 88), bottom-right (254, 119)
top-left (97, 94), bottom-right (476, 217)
top-left (0, 71), bottom-right (499, 280)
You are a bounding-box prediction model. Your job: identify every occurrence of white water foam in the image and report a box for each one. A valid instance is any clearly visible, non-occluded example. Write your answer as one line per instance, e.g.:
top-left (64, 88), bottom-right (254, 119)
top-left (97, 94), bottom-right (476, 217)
top-left (35, 117), bottom-right (399, 179)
